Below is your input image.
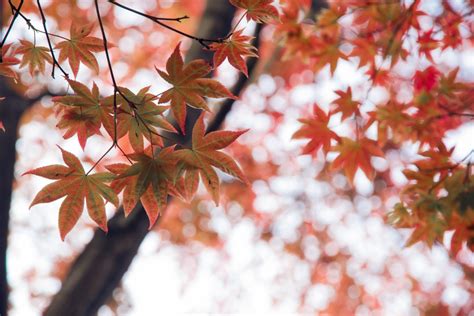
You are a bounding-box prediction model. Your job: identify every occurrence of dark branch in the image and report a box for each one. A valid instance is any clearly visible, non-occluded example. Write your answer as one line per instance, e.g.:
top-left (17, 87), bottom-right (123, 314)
top-left (36, 0), bottom-right (69, 78)
top-left (109, 0), bottom-right (228, 49)
top-left (0, 0), bottom-right (24, 63)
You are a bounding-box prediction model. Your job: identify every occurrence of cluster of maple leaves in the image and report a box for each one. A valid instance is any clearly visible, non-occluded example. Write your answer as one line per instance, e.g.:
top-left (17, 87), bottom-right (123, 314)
top-left (0, 0), bottom-right (473, 253)
top-left (286, 0), bottom-right (473, 252)
top-left (0, 0), bottom-right (277, 240)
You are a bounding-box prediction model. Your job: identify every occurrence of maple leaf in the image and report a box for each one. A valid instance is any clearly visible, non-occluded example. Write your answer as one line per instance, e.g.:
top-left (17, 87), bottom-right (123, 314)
top-left (331, 87), bottom-right (360, 120)
top-left (414, 66), bottom-right (440, 92)
top-left (174, 113), bottom-right (248, 205)
top-left (156, 43), bottom-right (235, 133)
top-left (387, 203), bottom-right (415, 228)
top-left (16, 40), bottom-right (53, 76)
top-left (54, 79), bottom-right (114, 149)
top-left (417, 30), bottom-right (439, 63)
top-left (210, 30), bottom-right (258, 77)
top-left (451, 225), bottom-right (474, 254)
top-left (414, 144), bottom-right (455, 176)
top-left (292, 104), bottom-right (340, 154)
top-left (330, 137), bottom-right (384, 182)
top-left (55, 22), bottom-right (105, 76)
top-left (103, 86), bottom-right (177, 152)
top-left (350, 37), bottom-right (377, 68)
top-left (366, 100), bottom-right (410, 145)
top-left (405, 214), bottom-right (447, 248)
top-left (106, 146), bottom-right (177, 227)
top-left (312, 35), bottom-right (347, 75)
top-left (24, 147), bottom-right (119, 240)
top-left (438, 68), bottom-right (465, 98)
top-left (0, 44), bottom-right (20, 79)
top-left (229, 0), bottom-right (279, 23)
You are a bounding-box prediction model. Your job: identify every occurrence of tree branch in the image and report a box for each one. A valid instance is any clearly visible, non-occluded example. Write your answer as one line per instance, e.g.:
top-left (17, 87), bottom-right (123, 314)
top-left (108, 0), bottom-right (228, 49)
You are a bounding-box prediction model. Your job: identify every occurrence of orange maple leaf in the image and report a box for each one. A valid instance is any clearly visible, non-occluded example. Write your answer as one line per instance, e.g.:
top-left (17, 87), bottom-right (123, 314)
top-left (174, 113), bottom-right (248, 205)
top-left (312, 35), bottom-right (347, 74)
top-left (331, 87), bottom-right (360, 120)
top-left (24, 147), bottom-right (119, 240)
top-left (102, 86), bottom-right (177, 152)
top-left (292, 104), bottom-right (340, 154)
top-left (55, 22), bottom-right (105, 77)
top-left (331, 137), bottom-right (384, 182)
top-left (230, 0), bottom-right (279, 23)
top-left (16, 40), bottom-right (53, 76)
top-left (54, 79), bottom-right (114, 149)
top-left (210, 30), bottom-right (258, 77)
top-left (156, 43), bottom-right (235, 133)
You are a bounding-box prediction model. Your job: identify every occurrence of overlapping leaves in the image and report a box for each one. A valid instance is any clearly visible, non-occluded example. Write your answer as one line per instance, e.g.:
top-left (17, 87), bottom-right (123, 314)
top-left (102, 86), bottom-right (176, 152)
top-left (54, 79), bottom-right (114, 149)
top-left (174, 113), bottom-right (248, 205)
top-left (106, 146), bottom-right (177, 228)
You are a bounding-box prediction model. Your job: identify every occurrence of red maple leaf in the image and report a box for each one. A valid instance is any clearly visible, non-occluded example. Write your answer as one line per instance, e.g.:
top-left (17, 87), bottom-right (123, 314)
top-left (414, 66), bottom-right (440, 92)
top-left (331, 87), bottom-right (360, 120)
top-left (331, 137), bottom-right (384, 182)
top-left (292, 104), bottom-right (340, 154)
top-left (210, 30), bottom-right (258, 77)
top-left (230, 0), bottom-right (279, 23)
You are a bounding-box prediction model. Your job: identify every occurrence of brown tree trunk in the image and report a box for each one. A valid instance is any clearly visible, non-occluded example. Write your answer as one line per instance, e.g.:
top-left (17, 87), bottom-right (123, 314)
top-left (0, 77), bottom-right (36, 316)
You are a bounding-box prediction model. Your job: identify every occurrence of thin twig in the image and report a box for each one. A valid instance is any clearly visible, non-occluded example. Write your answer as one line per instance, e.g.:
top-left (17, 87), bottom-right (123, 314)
top-left (94, 0), bottom-right (172, 166)
top-left (0, 0), bottom-right (24, 63)
top-left (12, 7), bottom-right (71, 42)
top-left (227, 11), bottom-right (247, 37)
top-left (108, 0), bottom-right (229, 49)
top-left (36, 0), bottom-right (69, 78)
top-left (86, 144), bottom-right (115, 175)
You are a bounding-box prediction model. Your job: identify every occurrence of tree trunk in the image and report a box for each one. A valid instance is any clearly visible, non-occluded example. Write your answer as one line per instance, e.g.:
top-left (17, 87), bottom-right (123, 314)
top-left (0, 77), bottom-right (35, 316)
